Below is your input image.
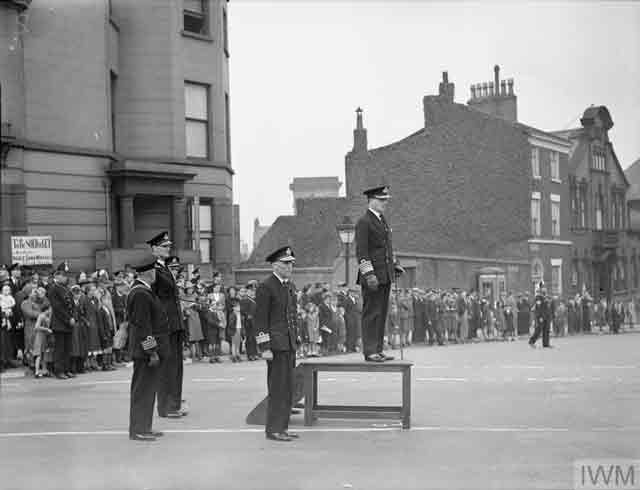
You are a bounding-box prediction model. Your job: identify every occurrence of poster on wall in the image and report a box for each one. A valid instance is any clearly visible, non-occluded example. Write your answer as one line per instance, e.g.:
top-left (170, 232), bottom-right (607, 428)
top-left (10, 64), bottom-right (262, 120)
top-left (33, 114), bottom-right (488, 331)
top-left (11, 236), bottom-right (53, 266)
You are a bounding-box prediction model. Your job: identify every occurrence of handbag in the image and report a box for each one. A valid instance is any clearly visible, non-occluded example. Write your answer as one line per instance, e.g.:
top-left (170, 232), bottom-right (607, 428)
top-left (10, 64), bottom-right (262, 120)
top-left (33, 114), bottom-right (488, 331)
top-left (113, 321), bottom-right (129, 350)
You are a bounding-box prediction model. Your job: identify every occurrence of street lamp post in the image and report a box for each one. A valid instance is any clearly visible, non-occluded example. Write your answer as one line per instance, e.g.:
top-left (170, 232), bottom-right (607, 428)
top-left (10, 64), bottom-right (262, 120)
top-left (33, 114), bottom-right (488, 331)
top-left (336, 216), bottom-right (355, 285)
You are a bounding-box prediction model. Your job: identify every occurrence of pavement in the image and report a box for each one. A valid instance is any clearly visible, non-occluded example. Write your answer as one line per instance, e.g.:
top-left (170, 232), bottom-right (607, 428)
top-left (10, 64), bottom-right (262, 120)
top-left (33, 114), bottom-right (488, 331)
top-left (1, 332), bottom-right (640, 490)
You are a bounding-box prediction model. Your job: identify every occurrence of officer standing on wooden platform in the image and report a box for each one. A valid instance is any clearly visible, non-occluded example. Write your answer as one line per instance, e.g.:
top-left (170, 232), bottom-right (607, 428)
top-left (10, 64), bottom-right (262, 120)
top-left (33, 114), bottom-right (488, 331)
top-left (127, 259), bottom-right (169, 441)
top-left (355, 185), bottom-right (404, 362)
top-left (147, 232), bottom-right (187, 418)
top-left (255, 246), bottom-right (299, 442)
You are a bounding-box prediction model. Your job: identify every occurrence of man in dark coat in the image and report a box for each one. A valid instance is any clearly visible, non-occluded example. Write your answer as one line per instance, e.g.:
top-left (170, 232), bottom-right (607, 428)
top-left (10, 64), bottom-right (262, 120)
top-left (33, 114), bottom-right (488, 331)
top-left (529, 282), bottom-right (553, 348)
top-left (47, 261), bottom-right (76, 379)
top-left (412, 290), bottom-right (426, 343)
top-left (127, 259), bottom-right (169, 442)
top-left (355, 185), bottom-right (404, 362)
top-left (255, 246), bottom-right (299, 442)
top-left (337, 283), bottom-right (358, 352)
top-left (148, 232), bottom-right (187, 419)
top-left (240, 284), bottom-right (258, 360)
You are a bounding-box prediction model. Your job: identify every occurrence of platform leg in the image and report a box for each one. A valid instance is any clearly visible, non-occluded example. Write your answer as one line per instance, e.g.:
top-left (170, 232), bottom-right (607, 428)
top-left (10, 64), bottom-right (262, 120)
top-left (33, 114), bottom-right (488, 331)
top-left (304, 366), bottom-right (314, 426)
top-left (402, 366), bottom-right (411, 429)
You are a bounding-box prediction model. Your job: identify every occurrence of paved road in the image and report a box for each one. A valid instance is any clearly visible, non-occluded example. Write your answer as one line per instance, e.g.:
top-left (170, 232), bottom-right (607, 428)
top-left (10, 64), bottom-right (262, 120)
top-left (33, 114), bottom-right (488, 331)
top-left (1, 333), bottom-right (640, 490)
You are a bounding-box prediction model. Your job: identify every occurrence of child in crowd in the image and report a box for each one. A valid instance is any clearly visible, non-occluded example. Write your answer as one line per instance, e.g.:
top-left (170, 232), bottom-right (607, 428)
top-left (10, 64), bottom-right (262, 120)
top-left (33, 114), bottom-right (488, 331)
top-left (183, 285), bottom-right (204, 361)
top-left (97, 287), bottom-right (116, 371)
top-left (226, 300), bottom-right (243, 362)
top-left (204, 301), bottom-right (222, 363)
top-left (33, 306), bottom-right (52, 378)
top-left (84, 281), bottom-right (102, 371)
top-left (305, 302), bottom-right (321, 357)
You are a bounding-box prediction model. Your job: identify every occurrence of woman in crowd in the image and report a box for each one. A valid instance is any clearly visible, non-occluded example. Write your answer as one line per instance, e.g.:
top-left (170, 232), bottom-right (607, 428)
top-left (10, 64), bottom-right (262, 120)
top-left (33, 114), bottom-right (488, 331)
top-left (0, 282), bottom-right (16, 371)
top-left (84, 281), bottom-right (103, 371)
top-left (97, 287), bottom-right (116, 371)
top-left (70, 283), bottom-right (88, 373)
top-left (183, 284), bottom-right (204, 361)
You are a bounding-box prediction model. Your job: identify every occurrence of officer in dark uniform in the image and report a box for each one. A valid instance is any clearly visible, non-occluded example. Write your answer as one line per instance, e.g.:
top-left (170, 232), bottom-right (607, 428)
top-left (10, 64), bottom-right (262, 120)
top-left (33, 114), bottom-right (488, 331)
top-left (255, 246), bottom-right (299, 442)
top-left (127, 259), bottom-right (169, 441)
top-left (47, 261), bottom-right (76, 379)
top-left (147, 232), bottom-right (187, 418)
top-left (355, 185), bottom-right (404, 362)
top-left (529, 282), bottom-right (553, 348)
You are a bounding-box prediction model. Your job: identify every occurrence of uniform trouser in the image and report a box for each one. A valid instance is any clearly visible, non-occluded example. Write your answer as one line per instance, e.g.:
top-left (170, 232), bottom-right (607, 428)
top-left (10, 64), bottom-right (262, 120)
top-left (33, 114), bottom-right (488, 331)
top-left (361, 282), bottom-right (391, 358)
top-left (129, 357), bottom-right (160, 436)
top-left (266, 350), bottom-right (295, 434)
top-left (53, 331), bottom-right (72, 374)
top-left (157, 330), bottom-right (184, 415)
top-left (529, 319), bottom-right (550, 347)
top-left (245, 326), bottom-right (258, 357)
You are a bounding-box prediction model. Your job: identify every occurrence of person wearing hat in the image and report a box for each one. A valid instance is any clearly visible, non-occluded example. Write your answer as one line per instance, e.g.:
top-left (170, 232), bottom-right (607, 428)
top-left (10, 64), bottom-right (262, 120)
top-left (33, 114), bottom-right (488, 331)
top-left (126, 259), bottom-right (169, 441)
top-left (529, 281), bottom-right (553, 348)
top-left (47, 261), bottom-right (76, 379)
top-left (254, 246), bottom-right (299, 442)
top-left (355, 185), bottom-right (404, 362)
top-left (146, 232), bottom-right (187, 418)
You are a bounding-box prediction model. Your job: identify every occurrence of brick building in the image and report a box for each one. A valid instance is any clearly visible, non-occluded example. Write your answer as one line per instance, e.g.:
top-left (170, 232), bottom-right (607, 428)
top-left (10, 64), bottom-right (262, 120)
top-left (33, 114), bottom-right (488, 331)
top-left (0, 0), bottom-right (234, 275)
top-left (554, 109), bottom-right (640, 300)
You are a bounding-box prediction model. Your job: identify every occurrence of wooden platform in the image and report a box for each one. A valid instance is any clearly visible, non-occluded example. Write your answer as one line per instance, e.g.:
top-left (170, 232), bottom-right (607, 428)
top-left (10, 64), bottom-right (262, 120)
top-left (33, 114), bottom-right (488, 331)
top-left (300, 358), bottom-right (413, 429)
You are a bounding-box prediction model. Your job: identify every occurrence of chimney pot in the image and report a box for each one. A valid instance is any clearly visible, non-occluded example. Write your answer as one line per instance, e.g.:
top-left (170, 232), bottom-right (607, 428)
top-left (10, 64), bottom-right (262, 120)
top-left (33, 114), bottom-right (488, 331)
top-left (488, 82), bottom-right (494, 96)
top-left (507, 78), bottom-right (514, 95)
top-left (470, 85), bottom-right (476, 99)
top-left (482, 82), bottom-right (488, 97)
top-left (442, 71), bottom-right (448, 84)
top-left (500, 80), bottom-right (507, 96)
top-left (494, 65), bottom-right (500, 90)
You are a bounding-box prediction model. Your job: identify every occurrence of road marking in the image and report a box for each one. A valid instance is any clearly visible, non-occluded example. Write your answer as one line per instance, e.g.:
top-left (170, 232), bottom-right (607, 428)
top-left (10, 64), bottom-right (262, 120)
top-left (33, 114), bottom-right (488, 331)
top-left (2, 425), bottom-right (640, 438)
top-left (192, 378), bottom-right (240, 382)
top-left (416, 377), bottom-right (468, 382)
top-left (592, 365), bottom-right (638, 369)
top-left (500, 365), bottom-right (545, 369)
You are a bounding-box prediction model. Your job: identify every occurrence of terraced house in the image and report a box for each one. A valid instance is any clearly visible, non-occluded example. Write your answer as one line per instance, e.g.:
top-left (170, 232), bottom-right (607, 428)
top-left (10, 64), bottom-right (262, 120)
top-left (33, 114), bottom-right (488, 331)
top-left (0, 0), bottom-right (235, 275)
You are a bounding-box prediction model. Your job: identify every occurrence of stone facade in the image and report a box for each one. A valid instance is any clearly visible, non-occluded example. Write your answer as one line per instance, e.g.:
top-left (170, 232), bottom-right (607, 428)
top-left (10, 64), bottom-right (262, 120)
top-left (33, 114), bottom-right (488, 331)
top-left (0, 0), bottom-right (233, 275)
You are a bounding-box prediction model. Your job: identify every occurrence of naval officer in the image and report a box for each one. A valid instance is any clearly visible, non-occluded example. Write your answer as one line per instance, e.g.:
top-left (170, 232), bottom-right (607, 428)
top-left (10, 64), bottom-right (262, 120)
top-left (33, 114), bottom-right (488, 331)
top-left (355, 185), bottom-right (404, 362)
top-left (254, 246), bottom-right (299, 442)
top-left (127, 259), bottom-right (169, 441)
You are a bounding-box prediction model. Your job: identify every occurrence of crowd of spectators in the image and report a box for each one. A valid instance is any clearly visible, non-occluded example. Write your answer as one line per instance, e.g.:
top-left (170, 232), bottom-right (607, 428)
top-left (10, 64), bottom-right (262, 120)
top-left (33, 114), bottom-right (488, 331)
top-left (1, 261), bottom-right (637, 377)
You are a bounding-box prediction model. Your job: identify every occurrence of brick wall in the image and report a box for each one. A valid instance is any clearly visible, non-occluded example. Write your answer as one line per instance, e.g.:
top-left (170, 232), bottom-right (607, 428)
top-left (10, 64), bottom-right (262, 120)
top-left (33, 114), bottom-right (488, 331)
top-left (346, 98), bottom-right (531, 260)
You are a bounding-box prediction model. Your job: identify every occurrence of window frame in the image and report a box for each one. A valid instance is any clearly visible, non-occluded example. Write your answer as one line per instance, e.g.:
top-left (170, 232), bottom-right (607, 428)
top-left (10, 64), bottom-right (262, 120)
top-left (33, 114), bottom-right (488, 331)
top-left (184, 81), bottom-right (210, 160)
top-left (550, 151), bottom-right (561, 182)
top-left (183, 0), bottom-right (209, 37)
top-left (531, 147), bottom-right (541, 179)
top-left (531, 192), bottom-right (541, 237)
top-left (551, 194), bottom-right (560, 237)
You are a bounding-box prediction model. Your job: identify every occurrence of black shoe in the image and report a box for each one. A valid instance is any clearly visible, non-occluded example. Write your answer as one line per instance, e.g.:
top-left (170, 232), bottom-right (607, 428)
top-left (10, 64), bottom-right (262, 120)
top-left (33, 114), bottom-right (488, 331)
top-left (144, 431), bottom-right (164, 437)
top-left (283, 431), bottom-right (299, 439)
top-left (379, 352), bottom-right (395, 361)
top-left (365, 354), bottom-right (385, 362)
top-left (65, 372), bottom-right (76, 378)
top-left (55, 373), bottom-right (69, 380)
top-left (266, 432), bottom-right (292, 442)
top-left (290, 409), bottom-right (301, 415)
top-left (129, 433), bottom-right (157, 442)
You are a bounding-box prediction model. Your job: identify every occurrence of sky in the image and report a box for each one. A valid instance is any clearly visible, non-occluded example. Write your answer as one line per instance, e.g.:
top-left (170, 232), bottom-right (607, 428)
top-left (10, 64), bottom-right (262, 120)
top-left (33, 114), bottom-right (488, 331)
top-left (228, 1), bottom-right (640, 249)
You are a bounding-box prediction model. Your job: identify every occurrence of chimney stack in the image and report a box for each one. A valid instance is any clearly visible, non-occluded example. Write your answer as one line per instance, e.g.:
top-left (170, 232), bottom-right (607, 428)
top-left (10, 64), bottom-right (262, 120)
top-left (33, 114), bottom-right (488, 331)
top-left (438, 71), bottom-right (455, 103)
top-left (467, 64), bottom-right (518, 122)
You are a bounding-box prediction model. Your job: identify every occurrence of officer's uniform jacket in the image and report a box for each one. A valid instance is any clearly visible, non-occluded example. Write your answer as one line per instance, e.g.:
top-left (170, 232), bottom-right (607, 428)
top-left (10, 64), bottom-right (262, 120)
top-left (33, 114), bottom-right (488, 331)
top-left (355, 209), bottom-right (396, 286)
top-left (153, 261), bottom-right (182, 334)
top-left (48, 281), bottom-right (75, 333)
top-left (127, 279), bottom-right (169, 360)
top-left (254, 273), bottom-right (297, 352)
top-left (533, 294), bottom-right (552, 324)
